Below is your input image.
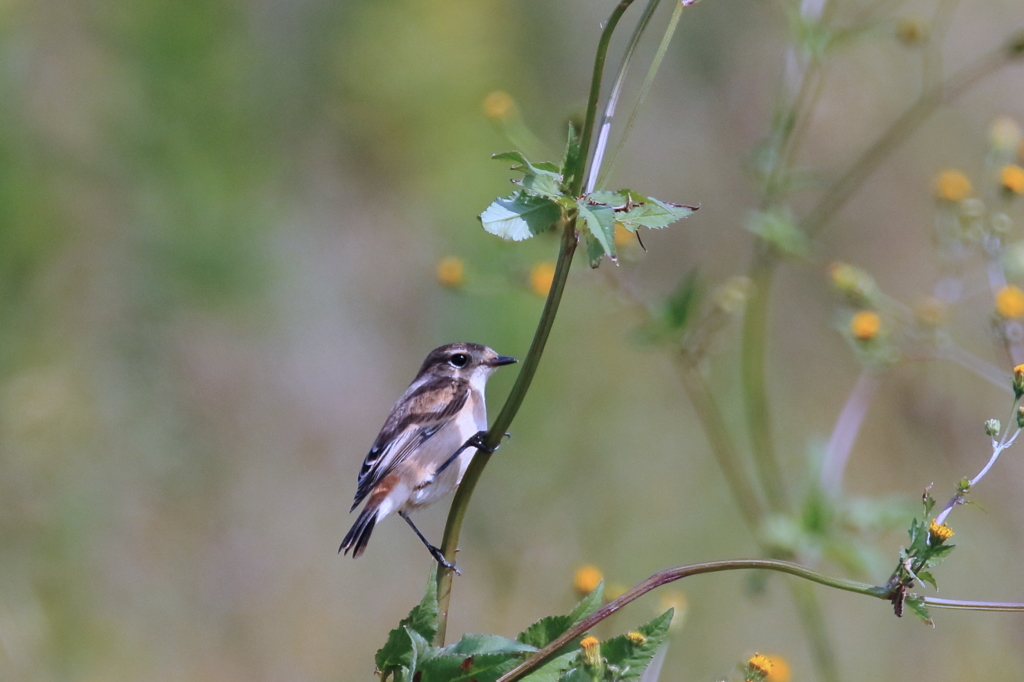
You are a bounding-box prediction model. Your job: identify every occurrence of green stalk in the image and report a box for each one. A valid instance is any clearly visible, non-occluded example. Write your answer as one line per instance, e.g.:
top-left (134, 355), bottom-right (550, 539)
top-left (432, 0), bottom-right (641, 645)
top-left (496, 558), bottom-right (887, 682)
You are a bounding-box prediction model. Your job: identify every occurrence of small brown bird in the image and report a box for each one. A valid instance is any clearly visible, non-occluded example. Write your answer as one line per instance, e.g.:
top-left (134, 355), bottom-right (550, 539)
top-left (340, 342), bottom-right (516, 568)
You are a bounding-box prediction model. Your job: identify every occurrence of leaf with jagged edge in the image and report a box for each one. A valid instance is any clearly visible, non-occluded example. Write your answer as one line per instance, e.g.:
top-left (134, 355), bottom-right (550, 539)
top-left (480, 192), bottom-right (563, 241)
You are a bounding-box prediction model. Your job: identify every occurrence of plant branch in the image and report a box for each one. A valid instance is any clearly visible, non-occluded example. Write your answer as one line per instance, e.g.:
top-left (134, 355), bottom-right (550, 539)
top-left (432, 0), bottom-right (642, 644)
top-left (497, 558), bottom-right (887, 682)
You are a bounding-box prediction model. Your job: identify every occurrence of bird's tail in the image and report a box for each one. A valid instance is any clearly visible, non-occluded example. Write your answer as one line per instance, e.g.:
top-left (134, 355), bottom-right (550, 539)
top-left (340, 506), bottom-right (377, 558)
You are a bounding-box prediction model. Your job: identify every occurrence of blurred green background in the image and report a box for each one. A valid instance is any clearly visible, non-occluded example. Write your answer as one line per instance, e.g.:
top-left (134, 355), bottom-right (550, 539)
top-left (1, 0), bottom-right (1023, 680)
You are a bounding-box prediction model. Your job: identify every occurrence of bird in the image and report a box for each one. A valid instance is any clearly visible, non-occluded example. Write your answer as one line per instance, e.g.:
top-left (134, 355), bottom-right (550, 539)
top-left (340, 342), bottom-right (516, 570)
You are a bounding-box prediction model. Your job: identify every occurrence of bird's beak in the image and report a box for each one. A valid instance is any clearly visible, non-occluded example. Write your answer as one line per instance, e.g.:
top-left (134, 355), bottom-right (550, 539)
top-left (492, 355), bottom-right (518, 366)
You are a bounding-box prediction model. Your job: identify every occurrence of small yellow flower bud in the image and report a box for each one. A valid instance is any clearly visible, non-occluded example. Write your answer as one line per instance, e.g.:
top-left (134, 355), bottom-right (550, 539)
top-left (828, 262), bottom-right (877, 305)
top-left (436, 256), bottom-right (465, 288)
top-left (573, 565), bottom-right (603, 595)
top-left (991, 117), bottom-right (1023, 155)
top-left (580, 636), bottom-right (602, 669)
top-left (482, 90), bottom-right (515, 121)
top-left (746, 653), bottom-right (774, 681)
top-left (1000, 164), bottom-right (1024, 195)
top-left (1017, 405), bottom-right (1024, 429)
top-left (895, 16), bottom-right (927, 45)
top-left (850, 310), bottom-right (881, 341)
top-left (529, 262), bottom-right (556, 298)
top-left (929, 519), bottom-right (954, 543)
top-left (1013, 364), bottom-right (1024, 398)
top-left (996, 285), bottom-right (1024, 318)
top-left (935, 169), bottom-right (972, 201)
top-left (626, 631), bottom-right (647, 646)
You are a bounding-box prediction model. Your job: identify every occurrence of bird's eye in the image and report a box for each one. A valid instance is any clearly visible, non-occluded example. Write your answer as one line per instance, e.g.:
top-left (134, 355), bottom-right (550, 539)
top-left (449, 353), bottom-right (469, 368)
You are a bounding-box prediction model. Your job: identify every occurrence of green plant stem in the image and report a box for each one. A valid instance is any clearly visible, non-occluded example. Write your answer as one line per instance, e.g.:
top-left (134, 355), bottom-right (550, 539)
top-left (741, 246), bottom-right (788, 512)
top-left (432, 0), bottom-right (642, 645)
top-left (433, 217), bottom-right (578, 644)
top-left (496, 558), bottom-right (887, 682)
top-left (676, 359), bottom-right (766, 530)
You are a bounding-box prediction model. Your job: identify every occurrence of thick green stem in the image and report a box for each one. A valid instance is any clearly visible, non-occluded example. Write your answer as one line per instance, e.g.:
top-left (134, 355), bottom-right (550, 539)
top-left (432, 0), bottom-right (641, 645)
top-left (496, 558), bottom-right (887, 682)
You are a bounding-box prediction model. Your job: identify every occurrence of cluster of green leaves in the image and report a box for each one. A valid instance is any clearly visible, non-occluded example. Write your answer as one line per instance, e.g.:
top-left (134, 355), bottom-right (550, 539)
top-left (478, 127), bottom-right (696, 267)
top-left (882, 491), bottom-right (957, 626)
top-left (375, 572), bottom-right (672, 682)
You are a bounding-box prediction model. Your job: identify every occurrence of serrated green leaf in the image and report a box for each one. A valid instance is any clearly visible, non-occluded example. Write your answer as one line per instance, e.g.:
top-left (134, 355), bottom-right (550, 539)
top-left (746, 208), bottom-right (808, 256)
top-left (617, 197), bottom-right (697, 230)
top-left (917, 570), bottom-right (937, 590)
top-left (521, 651), bottom-right (578, 682)
top-left (568, 581), bottom-right (604, 625)
top-left (480, 192), bottom-right (562, 241)
top-left (375, 570), bottom-right (439, 674)
top-left (560, 124), bottom-right (581, 193)
top-left (578, 203), bottom-right (617, 262)
top-left (903, 595), bottom-right (934, 626)
top-left (444, 634), bottom-right (538, 656)
top-left (418, 650), bottom-right (527, 682)
top-left (922, 491), bottom-right (936, 516)
top-left (517, 615), bottom-right (575, 650)
top-left (557, 668), bottom-right (591, 682)
top-left (587, 190), bottom-right (628, 207)
top-left (583, 232), bottom-right (605, 268)
top-left (599, 608), bottom-right (674, 682)
top-left (492, 151), bottom-right (563, 197)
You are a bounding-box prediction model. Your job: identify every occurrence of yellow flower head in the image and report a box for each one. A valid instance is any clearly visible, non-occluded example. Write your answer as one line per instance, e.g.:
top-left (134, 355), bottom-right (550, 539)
top-left (929, 519), bottom-right (954, 542)
top-left (573, 565), bottom-right (603, 595)
top-left (935, 169), bottom-right (972, 201)
top-left (1000, 164), bottom-right (1024, 195)
top-left (482, 90), bottom-right (515, 121)
top-left (580, 636), bottom-right (602, 668)
top-left (850, 310), bottom-right (881, 341)
top-left (614, 222), bottom-right (633, 248)
top-left (746, 653), bottom-right (774, 681)
top-left (626, 631), bottom-right (647, 646)
top-left (764, 655), bottom-right (791, 682)
top-left (436, 256), bottom-right (465, 288)
top-left (529, 262), bottom-right (556, 298)
top-left (996, 285), bottom-right (1024, 318)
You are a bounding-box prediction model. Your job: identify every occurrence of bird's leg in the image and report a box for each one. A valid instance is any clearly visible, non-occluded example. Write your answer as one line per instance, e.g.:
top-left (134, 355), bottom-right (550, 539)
top-left (433, 429), bottom-right (507, 478)
top-left (400, 511), bottom-right (460, 575)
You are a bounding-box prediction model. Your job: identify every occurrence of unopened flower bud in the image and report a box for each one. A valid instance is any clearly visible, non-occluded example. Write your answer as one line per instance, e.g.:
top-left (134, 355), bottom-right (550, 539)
top-left (1017, 405), bottom-right (1024, 429)
top-left (984, 419), bottom-right (1001, 437)
top-left (580, 636), bottom-right (603, 671)
top-left (1014, 364), bottom-right (1024, 399)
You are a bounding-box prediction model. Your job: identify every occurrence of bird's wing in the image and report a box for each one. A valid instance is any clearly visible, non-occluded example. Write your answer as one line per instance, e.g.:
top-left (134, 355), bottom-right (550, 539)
top-left (350, 376), bottom-right (469, 510)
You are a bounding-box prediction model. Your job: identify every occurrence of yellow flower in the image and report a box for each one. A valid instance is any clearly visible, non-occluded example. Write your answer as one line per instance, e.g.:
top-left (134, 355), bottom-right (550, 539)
top-left (1013, 364), bottom-right (1024, 397)
top-left (436, 256), bottom-right (465, 288)
top-left (614, 222), bottom-right (633, 248)
top-left (935, 169), bottom-right (972, 201)
top-left (764, 655), bottom-right (791, 682)
top-left (850, 310), bottom-right (881, 341)
top-left (746, 653), bottom-right (774, 681)
top-left (929, 519), bottom-right (954, 542)
top-left (573, 565), bottom-right (603, 595)
top-left (1000, 164), bottom-right (1024, 195)
top-left (529, 262), bottom-right (556, 297)
top-left (482, 90), bottom-right (515, 121)
top-left (580, 636), bottom-right (602, 668)
top-left (995, 285), bottom-right (1024, 318)
top-left (626, 631), bottom-right (647, 646)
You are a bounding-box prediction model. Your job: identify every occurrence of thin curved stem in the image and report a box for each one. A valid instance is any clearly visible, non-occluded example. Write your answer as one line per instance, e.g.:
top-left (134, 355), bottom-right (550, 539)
top-left (497, 558), bottom-right (887, 682)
